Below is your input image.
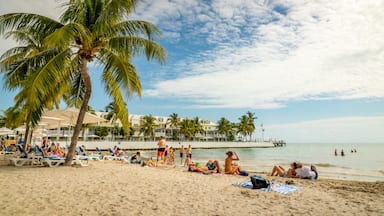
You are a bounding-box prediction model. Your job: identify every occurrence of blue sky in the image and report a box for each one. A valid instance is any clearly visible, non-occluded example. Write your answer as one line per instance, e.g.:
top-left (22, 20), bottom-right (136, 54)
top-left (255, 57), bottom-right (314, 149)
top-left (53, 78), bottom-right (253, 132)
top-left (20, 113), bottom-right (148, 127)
top-left (1, 0), bottom-right (384, 143)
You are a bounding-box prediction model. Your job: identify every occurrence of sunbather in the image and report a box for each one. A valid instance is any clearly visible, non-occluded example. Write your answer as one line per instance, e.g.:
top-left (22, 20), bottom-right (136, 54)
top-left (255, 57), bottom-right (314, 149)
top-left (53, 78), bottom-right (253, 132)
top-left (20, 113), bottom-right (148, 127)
top-left (271, 162), bottom-right (297, 177)
top-left (295, 163), bottom-right (318, 180)
top-left (224, 151), bottom-right (241, 174)
top-left (189, 160), bottom-right (220, 173)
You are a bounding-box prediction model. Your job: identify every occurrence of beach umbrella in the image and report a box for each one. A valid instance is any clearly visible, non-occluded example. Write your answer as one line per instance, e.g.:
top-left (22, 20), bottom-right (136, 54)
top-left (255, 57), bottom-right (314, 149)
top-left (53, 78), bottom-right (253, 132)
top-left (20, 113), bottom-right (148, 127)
top-left (0, 127), bottom-right (14, 136)
top-left (43, 107), bottom-right (106, 125)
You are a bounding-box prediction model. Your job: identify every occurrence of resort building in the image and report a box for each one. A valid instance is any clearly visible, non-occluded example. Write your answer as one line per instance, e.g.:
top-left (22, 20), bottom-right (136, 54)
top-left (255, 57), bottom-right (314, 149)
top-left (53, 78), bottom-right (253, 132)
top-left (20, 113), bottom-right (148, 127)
top-left (43, 112), bottom-right (224, 142)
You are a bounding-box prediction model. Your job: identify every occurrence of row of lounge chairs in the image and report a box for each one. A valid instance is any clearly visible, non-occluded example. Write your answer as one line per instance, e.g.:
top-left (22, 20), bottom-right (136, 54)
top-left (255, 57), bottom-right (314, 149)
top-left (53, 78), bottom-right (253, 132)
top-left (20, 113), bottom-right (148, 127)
top-left (5, 145), bottom-right (137, 167)
top-left (8, 145), bottom-right (89, 167)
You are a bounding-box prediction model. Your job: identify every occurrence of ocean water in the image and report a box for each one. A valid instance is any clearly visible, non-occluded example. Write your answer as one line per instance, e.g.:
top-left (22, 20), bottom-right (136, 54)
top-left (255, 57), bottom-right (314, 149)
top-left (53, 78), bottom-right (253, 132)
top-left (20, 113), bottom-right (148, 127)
top-left (143, 143), bottom-right (384, 182)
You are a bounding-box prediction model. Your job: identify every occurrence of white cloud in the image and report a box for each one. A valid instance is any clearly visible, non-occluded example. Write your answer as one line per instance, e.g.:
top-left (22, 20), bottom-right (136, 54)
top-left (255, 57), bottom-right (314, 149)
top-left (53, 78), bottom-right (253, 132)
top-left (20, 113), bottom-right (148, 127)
top-left (140, 0), bottom-right (384, 109)
top-left (265, 116), bottom-right (384, 143)
top-left (0, 0), bottom-right (64, 54)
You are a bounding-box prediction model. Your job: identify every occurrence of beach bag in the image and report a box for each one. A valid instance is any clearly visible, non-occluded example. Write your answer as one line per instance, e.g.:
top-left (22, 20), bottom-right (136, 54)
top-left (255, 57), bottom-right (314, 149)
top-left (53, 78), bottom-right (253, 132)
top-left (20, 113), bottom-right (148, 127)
top-left (250, 175), bottom-right (269, 189)
top-left (239, 170), bottom-right (249, 176)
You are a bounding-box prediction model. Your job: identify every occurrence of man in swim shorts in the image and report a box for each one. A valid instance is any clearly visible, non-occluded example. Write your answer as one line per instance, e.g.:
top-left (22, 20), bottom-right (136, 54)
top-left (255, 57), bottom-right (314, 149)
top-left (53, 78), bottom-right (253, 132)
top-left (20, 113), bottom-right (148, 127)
top-left (157, 136), bottom-right (166, 161)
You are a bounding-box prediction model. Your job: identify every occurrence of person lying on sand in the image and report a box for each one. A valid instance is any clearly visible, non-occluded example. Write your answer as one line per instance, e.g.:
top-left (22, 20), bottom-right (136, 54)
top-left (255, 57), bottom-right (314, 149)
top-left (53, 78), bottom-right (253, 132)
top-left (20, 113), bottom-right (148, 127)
top-left (295, 163), bottom-right (318, 180)
top-left (270, 162), bottom-right (297, 177)
top-left (224, 151), bottom-right (241, 175)
top-left (188, 160), bottom-right (220, 173)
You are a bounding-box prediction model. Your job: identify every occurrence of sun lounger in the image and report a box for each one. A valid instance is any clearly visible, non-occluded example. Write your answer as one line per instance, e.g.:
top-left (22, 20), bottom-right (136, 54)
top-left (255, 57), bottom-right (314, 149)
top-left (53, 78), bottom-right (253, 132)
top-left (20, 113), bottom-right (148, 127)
top-left (8, 145), bottom-right (43, 167)
top-left (37, 147), bottom-right (89, 167)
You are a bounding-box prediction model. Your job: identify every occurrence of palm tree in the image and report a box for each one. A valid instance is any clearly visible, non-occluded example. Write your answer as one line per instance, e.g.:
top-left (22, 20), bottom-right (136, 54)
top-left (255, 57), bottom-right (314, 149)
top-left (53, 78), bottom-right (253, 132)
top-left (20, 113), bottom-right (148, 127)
top-left (237, 111), bottom-right (257, 141)
top-left (193, 117), bottom-right (205, 141)
top-left (237, 115), bottom-right (248, 141)
top-left (0, 114), bottom-right (5, 127)
top-left (0, 21), bottom-right (63, 146)
top-left (0, 0), bottom-right (166, 165)
top-left (139, 115), bottom-right (157, 141)
top-left (217, 117), bottom-right (232, 141)
top-left (246, 111), bottom-right (257, 140)
top-left (167, 113), bottom-right (180, 140)
top-left (179, 119), bottom-right (195, 141)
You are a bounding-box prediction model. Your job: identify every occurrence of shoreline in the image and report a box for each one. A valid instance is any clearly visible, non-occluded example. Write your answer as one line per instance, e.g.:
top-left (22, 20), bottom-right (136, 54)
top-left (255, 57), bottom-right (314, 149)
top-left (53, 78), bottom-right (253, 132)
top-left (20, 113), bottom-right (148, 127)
top-left (73, 140), bottom-right (278, 150)
top-left (0, 162), bottom-right (383, 215)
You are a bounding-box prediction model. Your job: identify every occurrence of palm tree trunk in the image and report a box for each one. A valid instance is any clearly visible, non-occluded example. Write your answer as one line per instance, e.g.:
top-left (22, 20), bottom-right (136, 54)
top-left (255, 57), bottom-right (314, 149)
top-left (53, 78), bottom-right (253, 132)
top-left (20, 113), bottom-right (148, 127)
top-left (65, 58), bottom-right (92, 165)
top-left (23, 123), bottom-right (30, 148)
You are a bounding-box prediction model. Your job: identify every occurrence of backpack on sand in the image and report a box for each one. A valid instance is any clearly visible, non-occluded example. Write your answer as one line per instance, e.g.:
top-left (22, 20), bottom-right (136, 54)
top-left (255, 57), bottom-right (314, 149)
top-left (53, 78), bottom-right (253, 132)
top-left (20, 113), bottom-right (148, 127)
top-left (250, 175), bottom-right (269, 189)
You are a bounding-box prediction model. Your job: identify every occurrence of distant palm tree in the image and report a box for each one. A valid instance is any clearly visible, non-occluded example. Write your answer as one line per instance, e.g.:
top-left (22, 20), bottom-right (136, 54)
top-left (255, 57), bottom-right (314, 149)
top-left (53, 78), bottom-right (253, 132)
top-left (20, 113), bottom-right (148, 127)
top-left (237, 115), bottom-right (248, 141)
top-left (167, 113), bottom-right (180, 140)
top-left (0, 114), bottom-right (5, 127)
top-left (179, 119), bottom-right (195, 141)
top-left (237, 111), bottom-right (257, 141)
top-left (193, 117), bottom-right (205, 141)
top-left (139, 115), bottom-right (157, 141)
top-left (217, 117), bottom-right (233, 141)
top-left (0, 0), bottom-right (166, 165)
top-left (246, 111), bottom-right (257, 140)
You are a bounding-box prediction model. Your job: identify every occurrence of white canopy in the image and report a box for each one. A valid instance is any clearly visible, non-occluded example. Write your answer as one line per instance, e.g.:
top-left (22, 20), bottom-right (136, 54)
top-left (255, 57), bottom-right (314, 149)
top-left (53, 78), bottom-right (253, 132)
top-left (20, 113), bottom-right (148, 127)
top-left (0, 127), bottom-right (14, 136)
top-left (41, 107), bottom-right (106, 127)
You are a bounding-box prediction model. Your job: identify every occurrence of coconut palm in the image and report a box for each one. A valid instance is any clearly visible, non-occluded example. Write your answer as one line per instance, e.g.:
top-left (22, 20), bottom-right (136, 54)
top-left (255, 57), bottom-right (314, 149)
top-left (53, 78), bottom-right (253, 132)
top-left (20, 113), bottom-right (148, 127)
top-left (179, 118), bottom-right (195, 141)
top-left (0, 0), bottom-right (166, 165)
top-left (217, 117), bottom-right (232, 141)
top-left (0, 21), bottom-right (63, 146)
top-left (237, 115), bottom-right (248, 141)
top-left (246, 111), bottom-right (257, 140)
top-left (167, 113), bottom-right (180, 140)
top-left (139, 115), bottom-right (157, 141)
top-left (193, 117), bottom-right (205, 141)
top-left (237, 111), bottom-right (257, 141)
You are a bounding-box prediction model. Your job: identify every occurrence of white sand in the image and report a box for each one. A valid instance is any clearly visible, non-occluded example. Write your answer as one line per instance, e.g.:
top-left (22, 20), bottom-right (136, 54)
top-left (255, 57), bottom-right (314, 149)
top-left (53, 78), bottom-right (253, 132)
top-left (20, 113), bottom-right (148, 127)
top-left (0, 161), bottom-right (383, 216)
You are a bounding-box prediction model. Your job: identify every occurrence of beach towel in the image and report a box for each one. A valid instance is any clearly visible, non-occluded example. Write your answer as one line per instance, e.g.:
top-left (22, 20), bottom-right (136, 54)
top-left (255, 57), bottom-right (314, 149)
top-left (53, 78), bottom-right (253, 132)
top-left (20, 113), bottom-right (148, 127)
top-left (232, 181), bottom-right (302, 195)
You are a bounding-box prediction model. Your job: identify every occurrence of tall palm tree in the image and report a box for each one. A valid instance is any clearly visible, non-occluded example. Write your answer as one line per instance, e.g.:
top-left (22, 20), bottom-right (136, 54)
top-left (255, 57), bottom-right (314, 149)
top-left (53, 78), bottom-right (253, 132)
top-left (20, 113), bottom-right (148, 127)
top-left (167, 113), bottom-right (180, 140)
top-left (0, 22), bottom-right (63, 146)
top-left (179, 118), bottom-right (195, 141)
top-left (0, 0), bottom-right (166, 165)
top-left (237, 115), bottom-right (248, 141)
top-left (193, 117), bottom-right (205, 141)
top-left (217, 117), bottom-right (232, 141)
top-left (246, 111), bottom-right (257, 140)
top-left (139, 115), bottom-right (157, 141)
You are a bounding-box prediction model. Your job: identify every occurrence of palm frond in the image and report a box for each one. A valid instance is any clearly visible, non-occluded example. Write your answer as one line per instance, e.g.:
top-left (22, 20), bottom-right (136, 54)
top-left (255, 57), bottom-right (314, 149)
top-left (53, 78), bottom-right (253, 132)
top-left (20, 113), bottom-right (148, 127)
top-left (98, 49), bottom-right (141, 97)
top-left (108, 36), bottom-right (166, 63)
top-left (101, 70), bottom-right (130, 132)
top-left (0, 13), bottom-right (62, 36)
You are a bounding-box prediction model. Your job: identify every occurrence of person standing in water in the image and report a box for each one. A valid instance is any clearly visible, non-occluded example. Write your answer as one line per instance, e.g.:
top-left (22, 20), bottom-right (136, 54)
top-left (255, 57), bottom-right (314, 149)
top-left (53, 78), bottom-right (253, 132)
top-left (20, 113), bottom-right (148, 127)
top-left (334, 149), bottom-right (337, 156)
top-left (341, 149), bottom-right (345, 156)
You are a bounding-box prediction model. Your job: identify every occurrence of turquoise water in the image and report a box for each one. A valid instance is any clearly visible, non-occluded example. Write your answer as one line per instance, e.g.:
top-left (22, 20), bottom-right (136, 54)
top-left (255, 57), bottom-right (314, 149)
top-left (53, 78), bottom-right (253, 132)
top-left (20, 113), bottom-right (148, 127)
top-left (142, 143), bottom-right (384, 182)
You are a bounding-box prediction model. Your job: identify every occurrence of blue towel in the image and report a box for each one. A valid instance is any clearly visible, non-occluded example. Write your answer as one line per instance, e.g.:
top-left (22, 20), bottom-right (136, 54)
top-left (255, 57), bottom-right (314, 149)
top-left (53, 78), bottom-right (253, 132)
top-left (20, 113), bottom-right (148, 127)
top-left (232, 181), bottom-right (302, 195)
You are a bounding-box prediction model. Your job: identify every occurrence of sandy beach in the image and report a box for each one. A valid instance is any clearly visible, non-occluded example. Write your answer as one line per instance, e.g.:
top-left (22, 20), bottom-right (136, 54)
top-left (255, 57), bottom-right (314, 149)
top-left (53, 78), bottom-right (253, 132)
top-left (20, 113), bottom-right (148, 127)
top-left (0, 160), bottom-right (383, 216)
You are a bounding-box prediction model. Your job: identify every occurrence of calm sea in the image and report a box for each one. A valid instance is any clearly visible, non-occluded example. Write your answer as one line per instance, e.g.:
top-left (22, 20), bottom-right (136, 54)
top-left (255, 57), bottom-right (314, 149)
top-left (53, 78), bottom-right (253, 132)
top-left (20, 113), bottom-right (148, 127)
top-left (143, 143), bottom-right (384, 182)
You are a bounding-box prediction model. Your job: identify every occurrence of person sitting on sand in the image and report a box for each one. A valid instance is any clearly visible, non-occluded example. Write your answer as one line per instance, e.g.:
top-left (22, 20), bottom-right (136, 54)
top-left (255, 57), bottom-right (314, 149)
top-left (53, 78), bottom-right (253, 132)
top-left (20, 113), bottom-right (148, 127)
top-left (224, 151), bottom-right (241, 175)
top-left (271, 162), bottom-right (297, 177)
top-left (130, 152), bottom-right (141, 164)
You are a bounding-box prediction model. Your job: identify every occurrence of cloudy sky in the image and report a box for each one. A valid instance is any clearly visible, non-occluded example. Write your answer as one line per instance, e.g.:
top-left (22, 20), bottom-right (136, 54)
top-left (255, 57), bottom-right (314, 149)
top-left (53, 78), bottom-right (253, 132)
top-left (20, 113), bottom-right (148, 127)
top-left (0, 0), bottom-right (383, 143)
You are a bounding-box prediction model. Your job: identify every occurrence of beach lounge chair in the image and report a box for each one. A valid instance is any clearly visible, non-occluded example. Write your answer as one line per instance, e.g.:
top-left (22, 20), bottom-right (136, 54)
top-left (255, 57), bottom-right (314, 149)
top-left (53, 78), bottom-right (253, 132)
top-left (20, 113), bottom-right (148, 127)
top-left (95, 147), bottom-right (103, 154)
top-left (9, 145), bottom-right (42, 167)
top-left (37, 147), bottom-right (89, 167)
